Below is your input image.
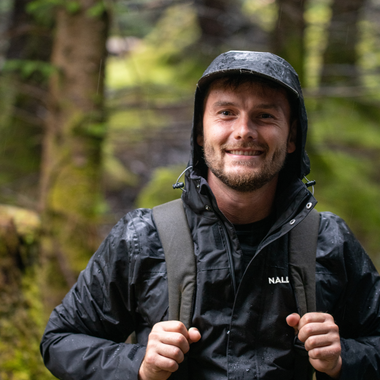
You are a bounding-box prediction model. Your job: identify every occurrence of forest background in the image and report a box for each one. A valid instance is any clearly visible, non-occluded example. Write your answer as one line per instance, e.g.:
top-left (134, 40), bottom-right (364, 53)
top-left (1, 0), bottom-right (380, 378)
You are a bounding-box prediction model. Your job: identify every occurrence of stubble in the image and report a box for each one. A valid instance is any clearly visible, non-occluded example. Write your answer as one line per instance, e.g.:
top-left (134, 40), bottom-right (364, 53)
top-left (203, 141), bottom-right (288, 192)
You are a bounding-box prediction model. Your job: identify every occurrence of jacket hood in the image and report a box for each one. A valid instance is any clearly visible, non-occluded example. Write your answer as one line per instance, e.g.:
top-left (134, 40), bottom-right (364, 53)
top-left (189, 50), bottom-right (310, 180)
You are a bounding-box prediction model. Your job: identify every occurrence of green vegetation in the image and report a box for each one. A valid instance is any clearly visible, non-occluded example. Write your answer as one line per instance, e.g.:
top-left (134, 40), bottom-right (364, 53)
top-left (308, 98), bottom-right (380, 267)
top-left (136, 165), bottom-right (185, 209)
top-left (1, 1), bottom-right (380, 378)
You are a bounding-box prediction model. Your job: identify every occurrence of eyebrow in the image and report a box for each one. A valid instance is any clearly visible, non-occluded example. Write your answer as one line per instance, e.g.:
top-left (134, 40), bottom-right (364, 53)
top-left (211, 100), bottom-right (281, 111)
top-left (211, 101), bottom-right (236, 108)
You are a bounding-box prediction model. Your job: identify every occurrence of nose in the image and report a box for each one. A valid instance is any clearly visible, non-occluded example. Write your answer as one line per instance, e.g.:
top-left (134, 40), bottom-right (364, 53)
top-left (232, 115), bottom-right (257, 140)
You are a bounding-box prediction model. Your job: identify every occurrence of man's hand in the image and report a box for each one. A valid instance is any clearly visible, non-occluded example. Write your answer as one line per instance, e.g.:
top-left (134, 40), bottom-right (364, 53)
top-left (286, 313), bottom-right (342, 379)
top-left (138, 321), bottom-right (201, 380)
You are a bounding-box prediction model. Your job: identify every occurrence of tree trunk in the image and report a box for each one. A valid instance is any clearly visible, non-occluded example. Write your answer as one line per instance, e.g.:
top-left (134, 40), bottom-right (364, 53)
top-left (0, 0), bottom-right (53, 206)
top-left (320, 0), bottom-right (367, 86)
top-left (39, 0), bottom-right (109, 302)
top-left (271, 0), bottom-right (306, 85)
top-left (193, 0), bottom-right (266, 58)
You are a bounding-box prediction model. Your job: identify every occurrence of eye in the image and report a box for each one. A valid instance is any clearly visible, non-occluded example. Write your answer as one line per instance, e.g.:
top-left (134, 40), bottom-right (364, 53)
top-left (220, 110), bottom-right (232, 116)
top-left (260, 113), bottom-right (273, 119)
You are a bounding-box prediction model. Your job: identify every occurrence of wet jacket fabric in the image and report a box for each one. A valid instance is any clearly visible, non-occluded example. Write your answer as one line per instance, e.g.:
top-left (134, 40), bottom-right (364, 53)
top-left (40, 51), bottom-right (380, 380)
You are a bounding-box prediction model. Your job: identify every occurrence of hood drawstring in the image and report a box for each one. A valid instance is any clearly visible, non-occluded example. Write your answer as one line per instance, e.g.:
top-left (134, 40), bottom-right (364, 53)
top-left (172, 166), bottom-right (193, 192)
top-left (304, 176), bottom-right (316, 195)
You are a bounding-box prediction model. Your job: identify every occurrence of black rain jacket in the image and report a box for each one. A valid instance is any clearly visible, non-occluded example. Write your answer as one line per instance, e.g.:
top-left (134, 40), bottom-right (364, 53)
top-left (41, 51), bottom-right (380, 380)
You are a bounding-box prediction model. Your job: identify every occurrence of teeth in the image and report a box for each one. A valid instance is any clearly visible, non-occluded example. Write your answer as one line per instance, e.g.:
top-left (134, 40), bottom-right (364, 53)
top-left (229, 150), bottom-right (260, 156)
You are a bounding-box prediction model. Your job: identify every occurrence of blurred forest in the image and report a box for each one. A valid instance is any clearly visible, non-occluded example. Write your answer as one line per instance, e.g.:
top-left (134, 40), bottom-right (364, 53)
top-left (1, 0), bottom-right (380, 378)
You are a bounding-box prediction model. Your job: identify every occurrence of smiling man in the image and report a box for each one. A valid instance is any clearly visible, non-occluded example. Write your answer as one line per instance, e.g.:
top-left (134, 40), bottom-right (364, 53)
top-left (199, 77), bottom-right (297, 224)
top-left (41, 51), bottom-right (380, 380)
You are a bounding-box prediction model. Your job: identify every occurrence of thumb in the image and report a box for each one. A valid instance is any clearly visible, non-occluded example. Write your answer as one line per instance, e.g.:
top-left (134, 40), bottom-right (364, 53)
top-left (188, 327), bottom-right (201, 344)
top-left (286, 313), bottom-right (300, 334)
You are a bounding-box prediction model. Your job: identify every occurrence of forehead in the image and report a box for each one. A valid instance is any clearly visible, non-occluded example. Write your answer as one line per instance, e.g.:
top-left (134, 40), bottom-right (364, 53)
top-left (205, 77), bottom-right (290, 105)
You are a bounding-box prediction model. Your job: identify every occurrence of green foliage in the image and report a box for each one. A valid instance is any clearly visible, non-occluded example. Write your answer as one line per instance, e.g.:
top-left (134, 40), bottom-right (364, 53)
top-left (0, 268), bottom-right (55, 380)
top-left (103, 144), bottom-right (139, 191)
top-left (307, 98), bottom-right (380, 267)
top-left (304, 0), bottom-right (332, 88)
top-left (358, 17), bottom-right (380, 96)
top-left (87, 1), bottom-right (106, 18)
top-left (242, 0), bottom-right (278, 32)
top-left (107, 3), bottom-right (202, 92)
top-left (26, 0), bottom-right (61, 24)
top-left (27, 0), bottom-right (79, 17)
top-left (0, 206), bottom-right (53, 380)
top-left (136, 165), bottom-right (185, 209)
top-left (3, 59), bottom-right (57, 80)
top-left (27, 0), bottom-right (108, 20)
top-left (0, 75), bottom-right (42, 206)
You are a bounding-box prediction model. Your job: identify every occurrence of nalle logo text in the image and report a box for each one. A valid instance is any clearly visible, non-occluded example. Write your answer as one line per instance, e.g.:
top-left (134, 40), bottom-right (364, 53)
top-left (268, 276), bottom-right (289, 284)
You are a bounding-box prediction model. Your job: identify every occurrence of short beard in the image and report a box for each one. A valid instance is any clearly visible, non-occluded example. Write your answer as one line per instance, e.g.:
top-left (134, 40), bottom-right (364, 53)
top-left (203, 142), bottom-right (288, 193)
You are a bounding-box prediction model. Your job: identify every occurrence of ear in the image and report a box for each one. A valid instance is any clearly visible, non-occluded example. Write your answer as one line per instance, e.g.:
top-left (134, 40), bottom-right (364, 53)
top-left (197, 133), bottom-right (204, 147)
top-left (287, 120), bottom-right (297, 154)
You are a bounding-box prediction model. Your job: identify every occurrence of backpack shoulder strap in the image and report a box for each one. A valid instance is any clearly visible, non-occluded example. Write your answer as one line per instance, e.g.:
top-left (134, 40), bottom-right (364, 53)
top-left (289, 207), bottom-right (320, 316)
top-left (152, 199), bottom-right (196, 329)
top-left (289, 207), bottom-right (320, 380)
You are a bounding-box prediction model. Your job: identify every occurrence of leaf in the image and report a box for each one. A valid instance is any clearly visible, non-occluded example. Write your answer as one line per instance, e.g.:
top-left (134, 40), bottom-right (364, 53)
top-left (86, 1), bottom-right (106, 18)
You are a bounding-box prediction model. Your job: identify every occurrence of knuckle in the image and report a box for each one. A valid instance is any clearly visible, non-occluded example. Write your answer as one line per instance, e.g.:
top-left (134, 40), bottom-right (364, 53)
top-left (172, 347), bottom-right (184, 362)
top-left (330, 323), bottom-right (339, 334)
top-left (303, 314), bottom-right (312, 324)
top-left (173, 334), bottom-right (185, 346)
top-left (148, 331), bottom-right (160, 343)
top-left (306, 336), bottom-right (316, 349)
top-left (303, 324), bottom-right (313, 336)
top-left (172, 321), bottom-right (184, 331)
top-left (144, 351), bottom-right (156, 365)
top-left (167, 360), bottom-right (179, 373)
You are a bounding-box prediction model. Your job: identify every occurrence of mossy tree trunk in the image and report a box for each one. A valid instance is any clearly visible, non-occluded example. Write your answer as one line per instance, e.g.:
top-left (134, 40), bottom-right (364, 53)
top-left (0, 206), bottom-right (49, 379)
top-left (39, 0), bottom-right (109, 305)
top-left (320, 0), bottom-right (366, 86)
top-left (271, 0), bottom-right (306, 85)
top-left (0, 0), bottom-right (53, 206)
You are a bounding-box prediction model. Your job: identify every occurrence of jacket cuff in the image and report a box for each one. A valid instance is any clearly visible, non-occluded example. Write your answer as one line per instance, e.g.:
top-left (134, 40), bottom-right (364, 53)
top-left (119, 343), bottom-right (146, 380)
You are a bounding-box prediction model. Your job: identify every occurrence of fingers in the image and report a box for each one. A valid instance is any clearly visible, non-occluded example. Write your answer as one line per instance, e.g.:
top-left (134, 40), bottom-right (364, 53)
top-left (291, 312), bottom-right (342, 378)
top-left (138, 321), bottom-right (201, 380)
top-left (297, 313), bottom-right (338, 343)
top-left (188, 327), bottom-right (201, 344)
top-left (286, 313), bottom-right (300, 333)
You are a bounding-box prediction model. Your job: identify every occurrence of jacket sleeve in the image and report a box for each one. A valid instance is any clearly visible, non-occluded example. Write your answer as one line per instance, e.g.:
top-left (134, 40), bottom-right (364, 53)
top-left (40, 214), bottom-right (146, 380)
top-left (316, 212), bottom-right (380, 380)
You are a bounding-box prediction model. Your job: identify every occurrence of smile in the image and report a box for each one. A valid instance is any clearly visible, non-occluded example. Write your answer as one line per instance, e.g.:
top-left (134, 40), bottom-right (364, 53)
top-left (227, 150), bottom-right (263, 156)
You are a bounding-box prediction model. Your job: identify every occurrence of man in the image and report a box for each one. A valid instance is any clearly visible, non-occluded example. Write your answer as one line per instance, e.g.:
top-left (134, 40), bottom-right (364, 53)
top-left (41, 51), bottom-right (380, 380)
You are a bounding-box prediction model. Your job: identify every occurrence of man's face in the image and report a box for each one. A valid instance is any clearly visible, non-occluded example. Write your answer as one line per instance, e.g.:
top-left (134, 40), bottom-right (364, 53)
top-left (197, 80), bottom-right (297, 192)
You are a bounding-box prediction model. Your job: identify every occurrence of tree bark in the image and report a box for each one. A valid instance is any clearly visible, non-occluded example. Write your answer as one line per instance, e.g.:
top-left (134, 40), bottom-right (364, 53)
top-left (193, 0), bottom-right (266, 57)
top-left (320, 0), bottom-right (367, 86)
top-left (39, 0), bottom-right (109, 297)
top-left (271, 0), bottom-right (307, 85)
top-left (0, 0), bottom-right (53, 206)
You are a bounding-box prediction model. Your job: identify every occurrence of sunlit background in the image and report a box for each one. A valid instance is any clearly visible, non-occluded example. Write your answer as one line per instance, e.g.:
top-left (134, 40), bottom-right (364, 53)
top-left (1, 0), bottom-right (380, 378)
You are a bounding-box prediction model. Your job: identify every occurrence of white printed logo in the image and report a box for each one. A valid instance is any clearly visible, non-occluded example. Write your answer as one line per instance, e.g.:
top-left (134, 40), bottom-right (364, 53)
top-left (268, 276), bottom-right (289, 284)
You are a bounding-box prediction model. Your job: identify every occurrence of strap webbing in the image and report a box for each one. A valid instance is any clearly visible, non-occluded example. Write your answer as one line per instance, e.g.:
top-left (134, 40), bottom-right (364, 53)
top-left (289, 207), bottom-right (320, 380)
top-left (152, 199), bottom-right (196, 330)
top-left (289, 208), bottom-right (320, 316)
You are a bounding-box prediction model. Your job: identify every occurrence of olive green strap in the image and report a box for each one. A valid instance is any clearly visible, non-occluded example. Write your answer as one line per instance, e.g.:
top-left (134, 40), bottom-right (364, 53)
top-left (289, 207), bottom-right (320, 380)
top-left (289, 207), bottom-right (320, 316)
top-left (152, 199), bottom-right (196, 330)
